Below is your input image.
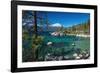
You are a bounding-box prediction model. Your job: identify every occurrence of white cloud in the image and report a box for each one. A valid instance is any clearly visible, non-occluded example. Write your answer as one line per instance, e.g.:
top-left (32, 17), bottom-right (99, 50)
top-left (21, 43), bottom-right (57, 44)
top-left (51, 23), bottom-right (62, 27)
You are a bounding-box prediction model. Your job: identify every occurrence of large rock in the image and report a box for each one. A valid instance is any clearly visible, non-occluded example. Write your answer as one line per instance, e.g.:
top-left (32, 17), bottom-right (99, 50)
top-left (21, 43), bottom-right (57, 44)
top-left (47, 42), bottom-right (53, 46)
top-left (51, 32), bottom-right (63, 36)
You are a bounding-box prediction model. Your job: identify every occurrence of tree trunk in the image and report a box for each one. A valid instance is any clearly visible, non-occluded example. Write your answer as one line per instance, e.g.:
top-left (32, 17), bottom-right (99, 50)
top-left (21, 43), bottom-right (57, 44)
top-left (34, 11), bottom-right (38, 38)
top-left (32, 11), bottom-right (38, 61)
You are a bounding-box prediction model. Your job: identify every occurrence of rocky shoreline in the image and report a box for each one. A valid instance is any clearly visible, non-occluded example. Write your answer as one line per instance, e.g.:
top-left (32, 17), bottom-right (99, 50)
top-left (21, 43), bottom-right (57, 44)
top-left (44, 51), bottom-right (90, 61)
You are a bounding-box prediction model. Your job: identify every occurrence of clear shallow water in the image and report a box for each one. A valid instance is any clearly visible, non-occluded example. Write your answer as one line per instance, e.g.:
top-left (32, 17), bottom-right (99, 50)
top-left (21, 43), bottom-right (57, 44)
top-left (22, 31), bottom-right (90, 62)
top-left (37, 31), bottom-right (90, 60)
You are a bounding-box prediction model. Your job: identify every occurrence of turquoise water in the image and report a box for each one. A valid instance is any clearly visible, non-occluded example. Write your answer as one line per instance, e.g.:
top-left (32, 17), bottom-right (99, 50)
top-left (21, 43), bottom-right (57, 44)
top-left (22, 31), bottom-right (90, 62)
top-left (37, 32), bottom-right (90, 60)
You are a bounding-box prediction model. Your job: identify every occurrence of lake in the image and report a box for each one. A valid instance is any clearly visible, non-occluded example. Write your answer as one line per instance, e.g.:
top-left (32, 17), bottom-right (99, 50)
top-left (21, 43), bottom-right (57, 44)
top-left (37, 31), bottom-right (90, 61)
top-left (22, 31), bottom-right (90, 62)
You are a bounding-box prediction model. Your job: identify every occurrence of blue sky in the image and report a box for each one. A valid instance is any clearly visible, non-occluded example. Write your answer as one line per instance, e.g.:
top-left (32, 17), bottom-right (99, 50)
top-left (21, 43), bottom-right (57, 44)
top-left (22, 11), bottom-right (90, 27)
top-left (38, 11), bottom-right (90, 27)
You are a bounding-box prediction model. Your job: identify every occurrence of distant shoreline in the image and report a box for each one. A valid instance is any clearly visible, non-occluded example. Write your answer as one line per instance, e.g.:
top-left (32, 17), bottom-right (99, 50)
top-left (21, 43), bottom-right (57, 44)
top-left (66, 34), bottom-right (90, 38)
top-left (50, 31), bottom-right (90, 38)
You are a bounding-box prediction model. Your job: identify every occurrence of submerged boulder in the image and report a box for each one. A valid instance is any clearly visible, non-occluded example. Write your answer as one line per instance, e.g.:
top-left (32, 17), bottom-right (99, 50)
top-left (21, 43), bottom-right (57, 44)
top-left (73, 53), bottom-right (78, 57)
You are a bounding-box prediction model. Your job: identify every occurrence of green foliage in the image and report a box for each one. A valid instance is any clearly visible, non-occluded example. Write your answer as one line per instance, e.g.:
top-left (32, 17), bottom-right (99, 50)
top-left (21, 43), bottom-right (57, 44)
top-left (32, 36), bottom-right (44, 45)
top-left (31, 35), bottom-right (44, 60)
top-left (22, 33), bottom-right (30, 40)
